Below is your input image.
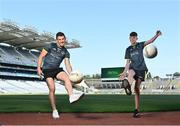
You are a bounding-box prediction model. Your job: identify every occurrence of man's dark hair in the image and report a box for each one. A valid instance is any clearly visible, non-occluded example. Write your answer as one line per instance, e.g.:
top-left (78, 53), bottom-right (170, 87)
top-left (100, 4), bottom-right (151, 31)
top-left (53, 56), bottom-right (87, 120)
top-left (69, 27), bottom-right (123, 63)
top-left (56, 32), bottom-right (66, 39)
top-left (130, 32), bottom-right (138, 37)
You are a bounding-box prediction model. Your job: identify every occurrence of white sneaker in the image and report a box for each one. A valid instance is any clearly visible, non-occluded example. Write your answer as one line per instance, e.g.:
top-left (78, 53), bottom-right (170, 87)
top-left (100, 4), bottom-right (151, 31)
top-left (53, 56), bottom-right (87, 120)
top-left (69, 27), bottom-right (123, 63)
top-left (52, 109), bottom-right (60, 119)
top-left (69, 92), bottom-right (84, 104)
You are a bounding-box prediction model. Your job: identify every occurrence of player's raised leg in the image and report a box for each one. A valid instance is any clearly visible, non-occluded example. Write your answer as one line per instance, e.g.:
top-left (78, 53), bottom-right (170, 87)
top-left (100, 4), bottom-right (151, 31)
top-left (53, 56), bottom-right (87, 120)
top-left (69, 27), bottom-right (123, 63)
top-left (56, 71), bottom-right (73, 95)
top-left (128, 69), bottom-right (135, 84)
top-left (121, 69), bottom-right (134, 95)
top-left (56, 71), bottom-right (84, 104)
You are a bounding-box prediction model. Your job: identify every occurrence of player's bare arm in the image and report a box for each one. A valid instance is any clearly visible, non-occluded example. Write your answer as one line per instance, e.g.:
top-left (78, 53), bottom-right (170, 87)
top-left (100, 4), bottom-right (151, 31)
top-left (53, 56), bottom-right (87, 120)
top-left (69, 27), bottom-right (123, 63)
top-left (144, 30), bottom-right (162, 46)
top-left (37, 49), bottom-right (48, 76)
top-left (64, 58), bottom-right (72, 75)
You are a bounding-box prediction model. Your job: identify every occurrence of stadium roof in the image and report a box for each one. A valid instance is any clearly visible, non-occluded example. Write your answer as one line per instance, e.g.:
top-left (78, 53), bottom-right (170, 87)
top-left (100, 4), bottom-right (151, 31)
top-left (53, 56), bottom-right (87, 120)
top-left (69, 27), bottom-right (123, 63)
top-left (0, 20), bottom-right (81, 51)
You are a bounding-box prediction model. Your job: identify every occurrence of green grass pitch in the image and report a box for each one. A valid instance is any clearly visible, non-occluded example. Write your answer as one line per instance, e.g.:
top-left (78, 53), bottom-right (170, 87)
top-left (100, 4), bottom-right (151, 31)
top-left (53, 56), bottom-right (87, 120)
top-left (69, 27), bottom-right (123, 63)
top-left (0, 94), bottom-right (179, 113)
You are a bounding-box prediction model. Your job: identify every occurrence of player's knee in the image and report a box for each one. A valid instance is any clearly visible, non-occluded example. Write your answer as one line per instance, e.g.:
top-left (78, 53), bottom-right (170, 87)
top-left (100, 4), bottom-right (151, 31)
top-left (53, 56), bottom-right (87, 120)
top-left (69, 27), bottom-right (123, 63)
top-left (129, 69), bottom-right (135, 76)
top-left (49, 87), bottom-right (55, 93)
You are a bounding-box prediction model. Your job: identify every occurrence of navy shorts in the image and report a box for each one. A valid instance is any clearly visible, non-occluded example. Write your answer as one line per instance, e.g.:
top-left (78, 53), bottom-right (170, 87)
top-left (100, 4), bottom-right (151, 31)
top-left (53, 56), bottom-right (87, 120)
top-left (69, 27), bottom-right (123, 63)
top-left (42, 68), bottom-right (64, 80)
top-left (133, 70), bottom-right (147, 81)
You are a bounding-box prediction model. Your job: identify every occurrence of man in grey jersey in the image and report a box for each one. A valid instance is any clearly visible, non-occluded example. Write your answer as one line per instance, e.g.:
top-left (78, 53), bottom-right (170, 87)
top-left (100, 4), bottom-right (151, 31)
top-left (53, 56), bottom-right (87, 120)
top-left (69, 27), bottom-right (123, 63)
top-left (37, 32), bottom-right (84, 119)
top-left (120, 31), bottom-right (161, 118)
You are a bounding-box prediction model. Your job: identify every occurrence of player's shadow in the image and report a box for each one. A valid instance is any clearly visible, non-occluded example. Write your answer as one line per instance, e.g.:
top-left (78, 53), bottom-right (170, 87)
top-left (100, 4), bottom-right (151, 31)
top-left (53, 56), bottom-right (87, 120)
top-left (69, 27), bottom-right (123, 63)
top-left (72, 113), bottom-right (107, 120)
top-left (141, 112), bottom-right (159, 118)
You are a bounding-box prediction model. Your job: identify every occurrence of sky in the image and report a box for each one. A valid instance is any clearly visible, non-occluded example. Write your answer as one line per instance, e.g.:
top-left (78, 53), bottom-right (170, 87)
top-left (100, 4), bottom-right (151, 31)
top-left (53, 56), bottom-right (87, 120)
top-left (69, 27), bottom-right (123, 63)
top-left (0, 0), bottom-right (180, 78)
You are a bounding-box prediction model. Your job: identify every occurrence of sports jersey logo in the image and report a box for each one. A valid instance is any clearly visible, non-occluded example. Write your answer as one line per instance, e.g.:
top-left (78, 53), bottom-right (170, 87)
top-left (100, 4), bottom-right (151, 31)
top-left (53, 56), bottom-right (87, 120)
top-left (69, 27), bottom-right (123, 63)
top-left (52, 48), bottom-right (56, 51)
top-left (61, 51), bottom-right (65, 56)
top-left (130, 51), bottom-right (139, 57)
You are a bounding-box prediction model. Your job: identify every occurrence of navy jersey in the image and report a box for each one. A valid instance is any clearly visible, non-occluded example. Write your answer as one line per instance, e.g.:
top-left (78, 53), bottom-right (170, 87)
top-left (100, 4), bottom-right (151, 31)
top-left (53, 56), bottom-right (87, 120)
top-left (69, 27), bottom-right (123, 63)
top-left (125, 42), bottom-right (148, 71)
top-left (42, 43), bottom-right (70, 70)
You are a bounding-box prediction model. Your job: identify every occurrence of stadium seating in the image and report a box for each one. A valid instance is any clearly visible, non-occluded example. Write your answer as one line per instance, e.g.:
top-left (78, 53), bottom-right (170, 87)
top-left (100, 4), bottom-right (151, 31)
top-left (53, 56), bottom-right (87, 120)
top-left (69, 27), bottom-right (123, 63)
top-left (0, 79), bottom-right (75, 94)
top-left (16, 47), bottom-right (37, 66)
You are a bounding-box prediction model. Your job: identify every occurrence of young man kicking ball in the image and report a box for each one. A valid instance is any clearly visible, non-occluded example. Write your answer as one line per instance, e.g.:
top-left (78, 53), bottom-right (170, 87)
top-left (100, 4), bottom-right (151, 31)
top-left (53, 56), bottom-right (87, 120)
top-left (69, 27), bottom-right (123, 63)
top-left (37, 32), bottom-right (84, 119)
top-left (120, 30), bottom-right (161, 117)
